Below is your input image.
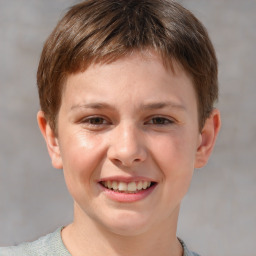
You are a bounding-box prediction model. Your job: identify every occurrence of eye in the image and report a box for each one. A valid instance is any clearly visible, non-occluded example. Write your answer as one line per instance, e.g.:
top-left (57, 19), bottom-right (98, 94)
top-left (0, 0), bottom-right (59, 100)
top-left (85, 117), bottom-right (106, 125)
top-left (80, 116), bottom-right (110, 127)
top-left (146, 116), bottom-right (174, 125)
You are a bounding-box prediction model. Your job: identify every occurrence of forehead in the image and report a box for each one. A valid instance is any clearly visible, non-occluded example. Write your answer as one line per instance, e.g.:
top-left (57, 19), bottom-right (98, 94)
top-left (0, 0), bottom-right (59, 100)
top-left (60, 51), bottom-right (197, 116)
top-left (64, 50), bottom-right (193, 92)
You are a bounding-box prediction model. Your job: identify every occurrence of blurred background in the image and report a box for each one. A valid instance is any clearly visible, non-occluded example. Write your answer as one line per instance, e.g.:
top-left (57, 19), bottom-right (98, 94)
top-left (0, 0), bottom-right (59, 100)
top-left (0, 1), bottom-right (255, 255)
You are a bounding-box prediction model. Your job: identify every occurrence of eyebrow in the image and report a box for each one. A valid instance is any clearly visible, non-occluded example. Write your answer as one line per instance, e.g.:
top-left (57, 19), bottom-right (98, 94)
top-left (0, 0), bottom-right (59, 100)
top-left (71, 103), bottom-right (114, 111)
top-left (70, 101), bottom-right (186, 111)
top-left (140, 102), bottom-right (186, 111)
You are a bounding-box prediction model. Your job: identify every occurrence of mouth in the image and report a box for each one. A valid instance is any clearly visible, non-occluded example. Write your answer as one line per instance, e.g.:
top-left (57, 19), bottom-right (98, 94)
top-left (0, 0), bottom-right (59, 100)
top-left (99, 180), bottom-right (156, 194)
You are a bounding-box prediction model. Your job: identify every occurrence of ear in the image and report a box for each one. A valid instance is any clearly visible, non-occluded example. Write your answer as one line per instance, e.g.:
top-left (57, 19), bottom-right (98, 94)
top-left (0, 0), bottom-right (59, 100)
top-left (37, 111), bottom-right (63, 169)
top-left (194, 109), bottom-right (221, 168)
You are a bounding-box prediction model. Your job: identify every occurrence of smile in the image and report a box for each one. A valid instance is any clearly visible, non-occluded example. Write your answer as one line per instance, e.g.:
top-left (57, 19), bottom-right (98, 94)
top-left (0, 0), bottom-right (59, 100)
top-left (100, 180), bottom-right (155, 193)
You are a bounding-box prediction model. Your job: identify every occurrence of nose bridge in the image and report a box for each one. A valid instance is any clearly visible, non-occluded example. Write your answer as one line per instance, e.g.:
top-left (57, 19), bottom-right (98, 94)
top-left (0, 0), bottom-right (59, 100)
top-left (108, 121), bottom-right (146, 166)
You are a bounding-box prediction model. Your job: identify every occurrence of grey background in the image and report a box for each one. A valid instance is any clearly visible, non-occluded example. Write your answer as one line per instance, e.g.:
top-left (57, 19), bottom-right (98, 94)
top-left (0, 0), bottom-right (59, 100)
top-left (0, 1), bottom-right (255, 255)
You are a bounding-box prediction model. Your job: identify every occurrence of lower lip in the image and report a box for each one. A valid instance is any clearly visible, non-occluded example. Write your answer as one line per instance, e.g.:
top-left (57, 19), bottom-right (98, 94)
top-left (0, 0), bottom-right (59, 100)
top-left (99, 183), bottom-right (157, 203)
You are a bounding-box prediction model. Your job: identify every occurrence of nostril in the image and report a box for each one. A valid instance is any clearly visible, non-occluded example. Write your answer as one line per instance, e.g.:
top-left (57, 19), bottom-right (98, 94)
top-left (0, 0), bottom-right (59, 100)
top-left (110, 154), bottom-right (147, 167)
top-left (110, 157), bottom-right (141, 168)
top-left (113, 158), bottom-right (133, 167)
top-left (107, 136), bottom-right (147, 166)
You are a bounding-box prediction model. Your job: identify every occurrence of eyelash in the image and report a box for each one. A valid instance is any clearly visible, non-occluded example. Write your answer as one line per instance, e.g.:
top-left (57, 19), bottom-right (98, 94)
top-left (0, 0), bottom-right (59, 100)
top-left (145, 116), bottom-right (174, 126)
top-left (81, 116), bottom-right (109, 126)
top-left (80, 116), bottom-right (174, 128)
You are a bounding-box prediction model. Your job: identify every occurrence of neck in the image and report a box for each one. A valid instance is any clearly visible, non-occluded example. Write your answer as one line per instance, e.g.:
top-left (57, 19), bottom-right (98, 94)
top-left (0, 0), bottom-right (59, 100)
top-left (62, 203), bottom-right (183, 256)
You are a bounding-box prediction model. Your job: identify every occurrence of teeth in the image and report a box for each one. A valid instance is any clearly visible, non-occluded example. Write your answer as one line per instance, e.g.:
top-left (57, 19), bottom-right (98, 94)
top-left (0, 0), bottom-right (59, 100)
top-left (112, 181), bottom-right (118, 190)
top-left (127, 182), bottom-right (137, 192)
top-left (142, 181), bottom-right (148, 189)
top-left (118, 182), bottom-right (127, 191)
top-left (137, 181), bottom-right (143, 190)
top-left (107, 180), bottom-right (112, 189)
top-left (101, 180), bottom-right (152, 193)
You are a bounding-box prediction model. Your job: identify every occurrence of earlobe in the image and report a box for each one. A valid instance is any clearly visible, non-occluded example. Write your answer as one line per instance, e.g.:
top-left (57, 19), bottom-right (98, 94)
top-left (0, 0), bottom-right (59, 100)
top-left (37, 111), bottom-right (63, 169)
top-left (195, 109), bottom-right (221, 168)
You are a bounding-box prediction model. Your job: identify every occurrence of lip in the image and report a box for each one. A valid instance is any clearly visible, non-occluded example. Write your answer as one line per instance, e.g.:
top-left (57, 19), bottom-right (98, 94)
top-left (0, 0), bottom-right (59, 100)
top-left (98, 175), bottom-right (156, 183)
top-left (97, 176), bottom-right (157, 203)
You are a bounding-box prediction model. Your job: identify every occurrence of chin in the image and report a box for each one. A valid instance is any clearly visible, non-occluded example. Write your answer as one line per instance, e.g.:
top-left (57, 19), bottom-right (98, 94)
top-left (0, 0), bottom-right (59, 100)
top-left (99, 210), bottom-right (155, 236)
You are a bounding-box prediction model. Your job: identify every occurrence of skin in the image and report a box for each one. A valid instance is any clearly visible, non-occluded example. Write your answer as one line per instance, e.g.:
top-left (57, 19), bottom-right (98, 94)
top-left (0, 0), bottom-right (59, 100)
top-left (38, 51), bottom-right (221, 256)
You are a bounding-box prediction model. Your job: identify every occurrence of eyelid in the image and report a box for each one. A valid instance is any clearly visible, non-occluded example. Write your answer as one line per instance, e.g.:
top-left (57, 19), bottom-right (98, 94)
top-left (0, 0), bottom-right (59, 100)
top-left (145, 115), bottom-right (175, 125)
top-left (80, 115), bottom-right (111, 125)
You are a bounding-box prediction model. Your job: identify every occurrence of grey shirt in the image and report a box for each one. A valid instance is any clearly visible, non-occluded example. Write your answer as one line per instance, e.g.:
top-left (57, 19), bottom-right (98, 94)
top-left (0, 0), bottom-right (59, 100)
top-left (0, 227), bottom-right (200, 256)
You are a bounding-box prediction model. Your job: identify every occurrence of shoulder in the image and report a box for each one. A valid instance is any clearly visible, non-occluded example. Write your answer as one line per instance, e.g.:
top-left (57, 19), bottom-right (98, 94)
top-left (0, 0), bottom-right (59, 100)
top-left (0, 227), bottom-right (71, 256)
top-left (179, 238), bottom-right (201, 256)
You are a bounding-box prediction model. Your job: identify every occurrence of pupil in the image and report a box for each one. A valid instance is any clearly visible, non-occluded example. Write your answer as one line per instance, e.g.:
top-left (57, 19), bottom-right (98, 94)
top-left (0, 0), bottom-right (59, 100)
top-left (154, 117), bottom-right (164, 124)
top-left (92, 118), bottom-right (102, 124)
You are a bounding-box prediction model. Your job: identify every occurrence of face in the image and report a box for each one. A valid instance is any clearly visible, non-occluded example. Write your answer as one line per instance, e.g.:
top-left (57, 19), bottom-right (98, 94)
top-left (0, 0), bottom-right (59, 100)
top-left (41, 51), bottom-right (211, 236)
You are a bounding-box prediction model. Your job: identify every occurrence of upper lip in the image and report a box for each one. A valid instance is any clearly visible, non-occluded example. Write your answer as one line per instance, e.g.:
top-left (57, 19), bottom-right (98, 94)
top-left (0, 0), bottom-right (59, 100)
top-left (98, 176), bottom-right (157, 183)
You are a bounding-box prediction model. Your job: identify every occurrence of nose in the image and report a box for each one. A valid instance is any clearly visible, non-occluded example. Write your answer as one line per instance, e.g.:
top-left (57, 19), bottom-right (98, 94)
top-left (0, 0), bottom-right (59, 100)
top-left (107, 123), bottom-right (147, 167)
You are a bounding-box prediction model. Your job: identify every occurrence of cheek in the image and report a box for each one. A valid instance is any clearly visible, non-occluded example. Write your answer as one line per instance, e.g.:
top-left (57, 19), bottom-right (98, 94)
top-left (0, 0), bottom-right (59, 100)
top-left (59, 132), bottom-right (106, 192)
top-left (151, 132), bottom-right (197, 195)
top-left (150, 131), bottom-right (197, 169)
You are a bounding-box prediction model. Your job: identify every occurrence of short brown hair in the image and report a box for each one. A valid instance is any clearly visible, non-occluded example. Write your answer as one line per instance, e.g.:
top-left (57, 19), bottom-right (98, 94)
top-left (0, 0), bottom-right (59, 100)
top-left (37, 0), bottom-right (218, 133)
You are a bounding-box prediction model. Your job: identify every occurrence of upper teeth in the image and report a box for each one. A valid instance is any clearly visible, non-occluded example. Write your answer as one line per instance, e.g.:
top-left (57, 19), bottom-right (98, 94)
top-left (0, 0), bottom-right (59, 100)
top-left (101, 181), bottom-right (151, 193)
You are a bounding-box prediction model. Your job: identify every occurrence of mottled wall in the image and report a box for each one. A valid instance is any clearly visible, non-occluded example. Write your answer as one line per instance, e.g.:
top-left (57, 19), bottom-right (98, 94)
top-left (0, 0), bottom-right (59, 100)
top-left (0, 1), bottom-right (255, 256)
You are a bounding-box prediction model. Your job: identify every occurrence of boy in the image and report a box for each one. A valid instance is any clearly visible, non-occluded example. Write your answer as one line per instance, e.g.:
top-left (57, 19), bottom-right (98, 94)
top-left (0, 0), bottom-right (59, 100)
top-left (1, 0), bottom-right (221, 255)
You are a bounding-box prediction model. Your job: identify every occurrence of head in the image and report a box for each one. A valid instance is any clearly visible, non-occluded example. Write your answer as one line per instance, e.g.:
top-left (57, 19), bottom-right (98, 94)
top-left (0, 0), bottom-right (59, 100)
top-left (37, 0), bottom-right (218, 134)
top-left (36, 0), bottom-right (221, 238)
